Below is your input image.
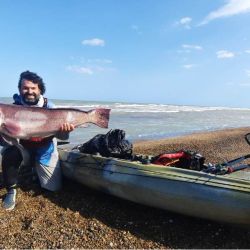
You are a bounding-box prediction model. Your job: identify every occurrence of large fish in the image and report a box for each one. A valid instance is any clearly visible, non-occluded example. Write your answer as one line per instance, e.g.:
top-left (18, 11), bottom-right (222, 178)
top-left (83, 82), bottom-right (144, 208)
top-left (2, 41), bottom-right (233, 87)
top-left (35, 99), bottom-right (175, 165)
top-left (0, 103), bottom-right (110, 140)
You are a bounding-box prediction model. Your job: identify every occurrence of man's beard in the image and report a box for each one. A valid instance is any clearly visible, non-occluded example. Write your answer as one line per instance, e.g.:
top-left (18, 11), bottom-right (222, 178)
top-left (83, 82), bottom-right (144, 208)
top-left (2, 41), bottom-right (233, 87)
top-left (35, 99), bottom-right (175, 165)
top-left (22, 93), bottom-right (40, 105)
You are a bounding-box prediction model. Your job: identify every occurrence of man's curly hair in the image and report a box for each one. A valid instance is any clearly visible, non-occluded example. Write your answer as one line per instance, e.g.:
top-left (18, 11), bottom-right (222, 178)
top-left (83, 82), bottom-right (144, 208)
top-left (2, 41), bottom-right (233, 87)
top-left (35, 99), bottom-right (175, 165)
top-left (18, 71), bottom-right (46, 94)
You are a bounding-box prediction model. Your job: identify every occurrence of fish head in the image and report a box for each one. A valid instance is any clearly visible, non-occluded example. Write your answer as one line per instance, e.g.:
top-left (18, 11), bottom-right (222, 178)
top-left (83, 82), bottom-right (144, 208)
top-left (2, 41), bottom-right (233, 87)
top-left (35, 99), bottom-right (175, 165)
top-left (0, 107), bottom-right (21, 137)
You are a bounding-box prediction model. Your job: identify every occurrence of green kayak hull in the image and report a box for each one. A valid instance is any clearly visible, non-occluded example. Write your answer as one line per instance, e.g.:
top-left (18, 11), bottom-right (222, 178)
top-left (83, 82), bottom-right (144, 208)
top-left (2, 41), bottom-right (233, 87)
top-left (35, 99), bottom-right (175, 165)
top-left (59, 149), bottom-right (250, 226)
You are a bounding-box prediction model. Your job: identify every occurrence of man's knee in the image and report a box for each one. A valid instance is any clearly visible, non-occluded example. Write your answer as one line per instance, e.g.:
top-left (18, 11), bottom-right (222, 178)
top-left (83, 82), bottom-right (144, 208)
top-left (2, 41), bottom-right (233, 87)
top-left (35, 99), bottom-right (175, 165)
top-left (36, 163), bottom-right (62, 191)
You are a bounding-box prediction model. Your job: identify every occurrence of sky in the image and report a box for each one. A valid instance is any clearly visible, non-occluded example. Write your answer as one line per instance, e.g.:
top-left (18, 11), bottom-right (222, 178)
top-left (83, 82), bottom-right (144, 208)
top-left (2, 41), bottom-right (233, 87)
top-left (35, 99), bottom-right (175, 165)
top-left (0, 0), bottom-right (250, 107)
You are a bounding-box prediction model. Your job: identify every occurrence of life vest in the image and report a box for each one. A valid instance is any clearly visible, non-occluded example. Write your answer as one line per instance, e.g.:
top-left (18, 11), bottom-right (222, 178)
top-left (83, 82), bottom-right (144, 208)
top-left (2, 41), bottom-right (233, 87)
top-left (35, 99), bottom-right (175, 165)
top-left (13, 95), bottom-right (53, 148)
top-left (13, 94), bottom-right (48, 108)
top-left (151, 150), bottom-right (205, 171)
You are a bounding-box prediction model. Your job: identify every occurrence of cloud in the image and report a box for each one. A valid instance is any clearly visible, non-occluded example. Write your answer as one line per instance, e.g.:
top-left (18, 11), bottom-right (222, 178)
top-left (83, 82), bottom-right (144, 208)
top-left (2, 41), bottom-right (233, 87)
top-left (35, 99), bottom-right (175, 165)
top-left (82, 38), bottom-right (105, 47)
top-left (66, 64), bottom-right (116, 75)
top-left (183, 64), bottom-right (196, 69)
top-left (66, 65), bottom-right (93, 75)
top-left (226, 81), bottom-right (250, 87)
top-left (131, 25), bottom-right (139, 30)
top-left (200, 0), bottom-right (250, 25)
top-left (246, 69), bottom-right (250, 76)
top-left (216, 50), bottom-right (235, 59)
top-left (182, 44), bottom-right (203, 50)
top-left (245, 50), bottom-right (250, 54)
top-left (178, 44), bottom-right (203, 54)
top-left (180, 17), bottom-right (192, 25)
top-left (84, 58), bottom-right (112, 64)
top-left (67, 56), bottom-right (115, 75)
top-left (239, 82), bottom-right (250, 87)
top-left (131, 24), bottom-right (142, 35)
top-left (176, 17), bottom-right (192, 29)
top-left (226, 81), bottom-right (234, 86)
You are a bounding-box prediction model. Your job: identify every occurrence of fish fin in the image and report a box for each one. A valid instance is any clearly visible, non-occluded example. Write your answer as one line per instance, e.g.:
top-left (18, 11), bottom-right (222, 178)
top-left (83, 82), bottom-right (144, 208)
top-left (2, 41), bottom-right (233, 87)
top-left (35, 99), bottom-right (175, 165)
top-left (2, 121), bottom-right (21, 137)
top-left (14, 142), bottom-right (30, 167)
top-left (1, 134), bottom-right (30, 166)
top-left (0, 133), bottom-right (16, 145)
top-left (88, 108), bottom-right (111, 128)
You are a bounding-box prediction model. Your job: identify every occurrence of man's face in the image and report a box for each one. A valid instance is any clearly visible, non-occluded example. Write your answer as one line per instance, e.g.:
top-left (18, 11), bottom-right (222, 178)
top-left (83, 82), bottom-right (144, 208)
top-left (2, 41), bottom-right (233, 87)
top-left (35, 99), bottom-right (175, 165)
top-left (19, 79), bottom-right (41, 105)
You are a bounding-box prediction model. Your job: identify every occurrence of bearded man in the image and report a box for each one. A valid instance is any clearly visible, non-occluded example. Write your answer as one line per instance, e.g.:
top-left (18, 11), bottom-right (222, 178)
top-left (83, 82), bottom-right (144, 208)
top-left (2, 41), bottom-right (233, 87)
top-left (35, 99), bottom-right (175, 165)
top-left (1, 71), bottom-right (74, 210)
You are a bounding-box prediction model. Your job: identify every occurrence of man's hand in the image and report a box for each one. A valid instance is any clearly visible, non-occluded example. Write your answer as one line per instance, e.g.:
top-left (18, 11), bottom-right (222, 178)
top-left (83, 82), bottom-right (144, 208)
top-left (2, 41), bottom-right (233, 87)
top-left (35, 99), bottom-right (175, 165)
top-left (60, 123), bottom-right (75, 132)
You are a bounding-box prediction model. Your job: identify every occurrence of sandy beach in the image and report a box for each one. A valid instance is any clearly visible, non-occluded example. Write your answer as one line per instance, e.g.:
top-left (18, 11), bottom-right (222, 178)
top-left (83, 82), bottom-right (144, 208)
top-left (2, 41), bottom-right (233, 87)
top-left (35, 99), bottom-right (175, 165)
top-left (0, 127), bottom-right (250, 249)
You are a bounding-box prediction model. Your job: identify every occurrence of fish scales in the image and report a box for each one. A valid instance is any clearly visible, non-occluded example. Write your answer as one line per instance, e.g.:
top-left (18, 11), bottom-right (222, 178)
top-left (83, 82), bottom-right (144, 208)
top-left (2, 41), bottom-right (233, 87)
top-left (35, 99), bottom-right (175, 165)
top-left (0, 103), bottom-right (110, 139)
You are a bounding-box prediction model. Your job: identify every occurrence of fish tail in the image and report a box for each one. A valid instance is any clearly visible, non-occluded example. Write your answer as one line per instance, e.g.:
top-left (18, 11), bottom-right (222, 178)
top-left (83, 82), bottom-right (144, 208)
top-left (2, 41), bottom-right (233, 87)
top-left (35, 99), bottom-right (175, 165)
top-left (88, 108), bottom-right (111, 128)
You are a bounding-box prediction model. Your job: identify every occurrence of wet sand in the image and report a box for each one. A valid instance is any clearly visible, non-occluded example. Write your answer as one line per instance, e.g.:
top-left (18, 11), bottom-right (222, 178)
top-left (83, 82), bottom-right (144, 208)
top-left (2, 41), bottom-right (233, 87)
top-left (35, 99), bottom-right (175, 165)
top-left (0, 127), bottom-right (250, 249)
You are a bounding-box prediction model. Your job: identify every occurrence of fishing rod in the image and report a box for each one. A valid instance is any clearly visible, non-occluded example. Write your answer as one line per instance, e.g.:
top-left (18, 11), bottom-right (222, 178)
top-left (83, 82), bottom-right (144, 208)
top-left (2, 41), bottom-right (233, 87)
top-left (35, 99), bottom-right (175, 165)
top-left (203, 133), bottom-right (250, 174)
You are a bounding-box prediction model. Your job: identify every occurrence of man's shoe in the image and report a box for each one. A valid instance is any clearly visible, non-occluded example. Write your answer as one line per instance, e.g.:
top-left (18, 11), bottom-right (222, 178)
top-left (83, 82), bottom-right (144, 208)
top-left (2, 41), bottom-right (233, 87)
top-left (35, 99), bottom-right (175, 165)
top-left (2, 189), bottom-right (17, 211)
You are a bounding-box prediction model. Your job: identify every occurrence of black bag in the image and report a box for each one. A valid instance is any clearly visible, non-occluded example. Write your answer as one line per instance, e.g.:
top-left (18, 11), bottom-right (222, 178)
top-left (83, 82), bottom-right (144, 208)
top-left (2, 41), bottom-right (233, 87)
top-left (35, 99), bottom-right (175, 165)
top-left (74, 129), bottom-right (133, 159)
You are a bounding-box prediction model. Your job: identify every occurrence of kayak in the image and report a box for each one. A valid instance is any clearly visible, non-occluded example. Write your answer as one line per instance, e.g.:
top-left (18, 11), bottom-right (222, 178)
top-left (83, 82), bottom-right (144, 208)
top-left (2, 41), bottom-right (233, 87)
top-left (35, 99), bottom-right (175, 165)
top-left (58, 148), bottom-right (250, 226)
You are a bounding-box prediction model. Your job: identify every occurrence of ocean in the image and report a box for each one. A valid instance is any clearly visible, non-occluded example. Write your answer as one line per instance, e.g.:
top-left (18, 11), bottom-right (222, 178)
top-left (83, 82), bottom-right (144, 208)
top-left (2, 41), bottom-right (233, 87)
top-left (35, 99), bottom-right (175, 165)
top-left (1, 97), bottom-right (250, 146)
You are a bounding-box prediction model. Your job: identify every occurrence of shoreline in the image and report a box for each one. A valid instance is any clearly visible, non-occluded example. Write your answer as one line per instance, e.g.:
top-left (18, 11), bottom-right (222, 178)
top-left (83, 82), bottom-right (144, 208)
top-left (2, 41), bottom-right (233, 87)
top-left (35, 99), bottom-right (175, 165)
top-left (134, 126), bottom-right (250, 143)
top-left (0, 126), bottom-right (250, 248)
